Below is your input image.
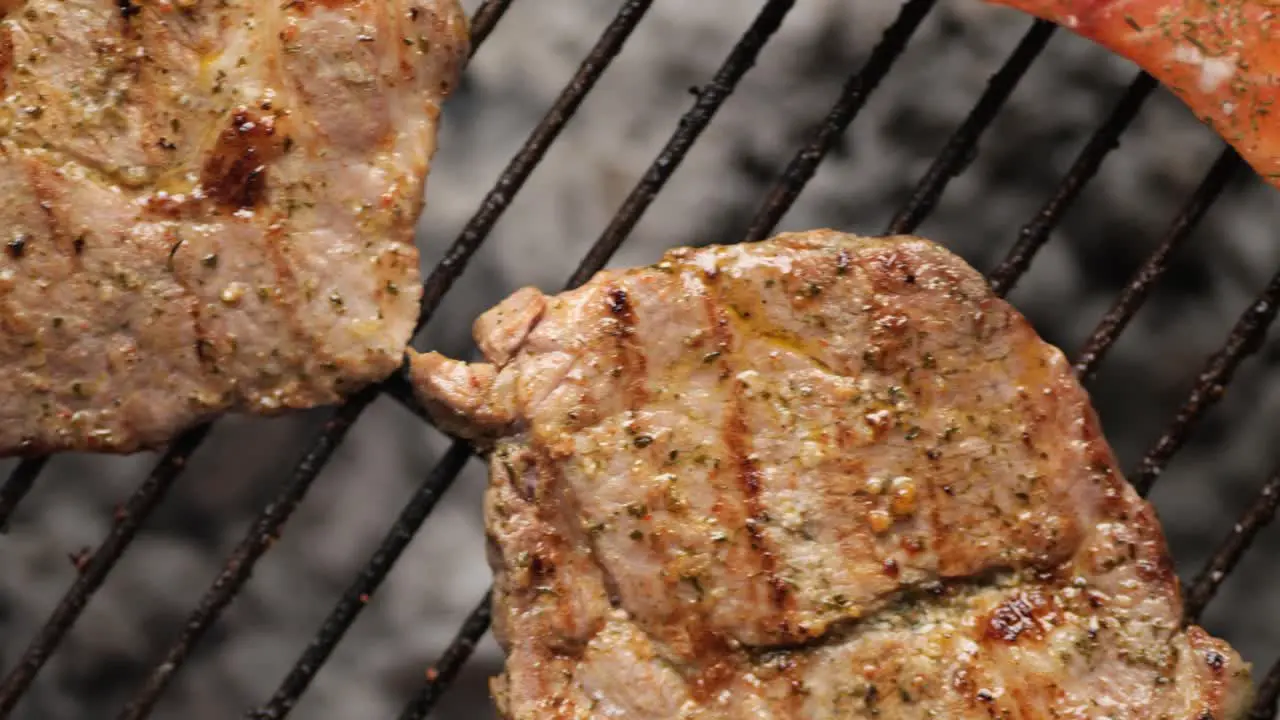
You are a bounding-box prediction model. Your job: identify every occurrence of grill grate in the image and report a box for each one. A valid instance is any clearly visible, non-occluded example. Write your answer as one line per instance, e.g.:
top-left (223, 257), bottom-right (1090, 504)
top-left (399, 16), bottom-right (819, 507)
top-left (1072, 148), bottom-right (1243, 383)
top-left (885, 18), bottom-right (1057, 236)
top-left (0, 1), bottom-right (1278, 718)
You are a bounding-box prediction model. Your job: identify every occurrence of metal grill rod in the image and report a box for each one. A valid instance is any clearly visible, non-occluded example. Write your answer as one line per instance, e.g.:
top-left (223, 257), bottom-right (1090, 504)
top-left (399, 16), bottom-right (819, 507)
top-left (0, 456), bottom-right (45, 532)
top-left (397, 590), bottom-right (493, 720)
top-left (1184, 464), bottom-right (1280, 623)
top-left (988, 73), bottom-right (1157, 297)
top-left (247, 441), bottom-right (473, 720)
top-left (110, 2), bottom-right (654, 718)
top-left (886, 20), bottom-right (1055, 235)
top-left (0, 426), bottom-right (212, 715)
top-left (741, 0), bottom-right (937, 243)
top-left (567, 0), bottom-right (798, 288)
top-left (1129, 266), bottom-right (1280, 497)
top-left (1074, 148), bottom-right (1243, 380)
top-left (416, 0), bottom-right (654, 323)
top-left (249, 0), bottom-right (799, 714)
top-left (466, 0), bottom-right (515, 51)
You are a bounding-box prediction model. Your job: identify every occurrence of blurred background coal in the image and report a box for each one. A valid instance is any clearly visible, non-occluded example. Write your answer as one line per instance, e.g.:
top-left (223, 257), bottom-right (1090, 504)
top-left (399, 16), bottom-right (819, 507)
top-left (3, 1), bottom-right (1279, 718)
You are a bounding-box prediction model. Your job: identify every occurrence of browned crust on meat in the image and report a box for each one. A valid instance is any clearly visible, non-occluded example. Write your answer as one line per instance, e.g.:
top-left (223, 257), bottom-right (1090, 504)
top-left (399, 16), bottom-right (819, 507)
top-left (200, 107), bottom-right (286, 211)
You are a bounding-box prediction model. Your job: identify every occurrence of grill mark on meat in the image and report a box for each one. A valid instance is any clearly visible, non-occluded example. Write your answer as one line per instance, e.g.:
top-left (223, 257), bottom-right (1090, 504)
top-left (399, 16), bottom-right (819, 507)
top-left (116, 0), bottom-right (142, 20)
top-left (259, 220), bottom-right (338, 387)
top-left (0, 25), bottom-right (11, 95)
top-left (686, 635), bottom-right (738, 703)
top-left (728, 409), bottom-right (791, 609)
top-left (23, 160), bottom-right (104, 264)
top-left (698, 273), bottom-right (793, 617)
top-left (161, 229), bottom-right (220, 380)
top-left (604, 286), bottom-right (647, 407)
top-left (539, 443), bottom-right (624, 619)
top-left (200, 108), bottom-right (284, 211)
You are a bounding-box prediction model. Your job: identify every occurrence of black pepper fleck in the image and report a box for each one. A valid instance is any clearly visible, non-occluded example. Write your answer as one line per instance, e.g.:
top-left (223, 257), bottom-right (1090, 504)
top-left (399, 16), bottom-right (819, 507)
top-left (7, 234), bottom-right (29, 259)
top-left (1205, 650), bottom-right (1225, 671)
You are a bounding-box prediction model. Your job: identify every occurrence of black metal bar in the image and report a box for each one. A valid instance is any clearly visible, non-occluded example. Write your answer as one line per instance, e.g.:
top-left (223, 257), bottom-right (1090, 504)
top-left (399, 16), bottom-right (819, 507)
top-left (1130, 268), bottom-right (1280, 497)
top-left (1183, 466), bottom-right (1280, 624)
top-left (396, 589), bottom-right (493, 720)
top-left (886, 20), bottom-right (1055, 235)
top-left (1074, 148), bottom-right (1242, 381)
top-left (419, 0), bottom-right (656, 324)
top-left (741, 0), bottom-right (937, 242)
top-left (466, 0), bottom-right (514, 54)
top-left (115, 393), bottom-right (380, 720)
top-left (569, 0), bottom-right (798, 286)
top-left (0, 457), bottom-right (45, 533)
top-left (988, 73), bottom-right (1157, 297)
top-left (247, 442), bottom-right (473, 719)
top-left (1254, 657), bottom-right (1280, 720)
top-left (382, 372), bottom-right (434, 424)
top-left (0, 426), bottom-right (211, 716)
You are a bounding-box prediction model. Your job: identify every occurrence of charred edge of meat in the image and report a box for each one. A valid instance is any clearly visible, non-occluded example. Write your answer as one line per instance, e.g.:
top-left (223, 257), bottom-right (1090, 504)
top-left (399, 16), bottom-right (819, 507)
top-left (116, 0), bottom-right (141, 19)
top-left (200, 108), bottom-right (284, 211)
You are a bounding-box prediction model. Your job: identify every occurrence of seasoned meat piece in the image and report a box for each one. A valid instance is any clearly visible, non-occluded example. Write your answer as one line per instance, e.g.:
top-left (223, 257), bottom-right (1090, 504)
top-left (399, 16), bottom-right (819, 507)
top-left (984, 0), bottom-right (1280, 186)
top-left (409, 231), bottom-right (1253, 719)
top-left (0, 0), bottom-right (468, 454)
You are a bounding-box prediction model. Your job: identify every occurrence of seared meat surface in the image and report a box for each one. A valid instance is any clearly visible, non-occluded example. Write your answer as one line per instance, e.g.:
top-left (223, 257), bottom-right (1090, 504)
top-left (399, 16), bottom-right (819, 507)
top-left (410, 231), bottom-right (1252, 719)
top-left (0, 0), bottom-right (467, 454)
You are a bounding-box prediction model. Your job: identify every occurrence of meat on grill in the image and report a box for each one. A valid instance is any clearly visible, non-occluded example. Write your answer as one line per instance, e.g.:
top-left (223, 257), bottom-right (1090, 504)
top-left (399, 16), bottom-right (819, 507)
top-left (0, 0), bottom-right (467, 455)
top-left (985, 0), bottom-right (1280, 186)
top-left (409, 231), bottom-right (1252, 719)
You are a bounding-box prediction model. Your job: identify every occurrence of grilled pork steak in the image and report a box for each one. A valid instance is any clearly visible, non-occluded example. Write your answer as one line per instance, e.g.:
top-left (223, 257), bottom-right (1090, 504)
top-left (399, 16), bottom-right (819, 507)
top-left (0, 0), bottom-right (467, 454)
top-left (410, 231), bottom-right (1252, 719)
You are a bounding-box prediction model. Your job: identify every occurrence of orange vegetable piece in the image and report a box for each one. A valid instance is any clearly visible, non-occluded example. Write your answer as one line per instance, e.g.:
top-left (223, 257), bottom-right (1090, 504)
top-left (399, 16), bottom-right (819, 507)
top-left (985, 0), bottom-right (1280, 185)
